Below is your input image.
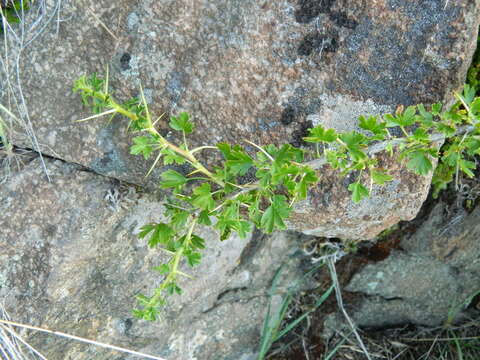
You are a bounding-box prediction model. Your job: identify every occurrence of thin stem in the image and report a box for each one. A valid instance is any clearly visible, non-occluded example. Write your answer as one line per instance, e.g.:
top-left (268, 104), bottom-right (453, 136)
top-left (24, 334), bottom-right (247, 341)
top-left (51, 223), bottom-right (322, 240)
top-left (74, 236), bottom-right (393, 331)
top-left (190, 145), bottom-right (219, 154)
top-left (79, 85), bottom-right (225, 187)
top-left (336, 138), bottom-right (347, 147)
top-left (0, 320), bottom-right (166, 360)
top-left (245, 139), bottom-right (274, 162)
top-left (147, 218), bottom-right (198, 307)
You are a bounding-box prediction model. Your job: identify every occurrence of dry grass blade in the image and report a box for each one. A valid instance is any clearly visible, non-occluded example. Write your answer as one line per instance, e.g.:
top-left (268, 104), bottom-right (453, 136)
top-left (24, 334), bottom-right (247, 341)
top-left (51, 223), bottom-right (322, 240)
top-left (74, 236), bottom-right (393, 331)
top-left (0, 303), bottom-right (45, 360)
top-left (0, 319), bottom-right (168, 360)
top-left (327, 258), bottom-right (373, 360)
top-left (0, 0), bottom-right (67, 182)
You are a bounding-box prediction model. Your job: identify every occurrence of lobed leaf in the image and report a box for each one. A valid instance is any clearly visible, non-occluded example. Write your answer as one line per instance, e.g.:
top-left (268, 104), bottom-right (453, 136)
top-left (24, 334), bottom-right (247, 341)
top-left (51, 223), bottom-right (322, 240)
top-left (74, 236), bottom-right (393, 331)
top-left (260, 195), bottom-right (291, 233)
top-left (160, 169), bottom-right (188, 189)
top-left (348, 181), bottom-right (369, 203)
top-left (169, 112), bottom-right (194, 133)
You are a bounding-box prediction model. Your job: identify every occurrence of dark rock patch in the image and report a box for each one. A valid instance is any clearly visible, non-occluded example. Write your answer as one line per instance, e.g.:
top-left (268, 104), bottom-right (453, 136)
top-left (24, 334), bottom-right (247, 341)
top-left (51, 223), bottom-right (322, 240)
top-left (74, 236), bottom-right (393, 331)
top-left (280, 105), bottom-right (297, 125)
top-left (119, 52), bottom-right (131, 71)
top-left (295, 0), bottom-right (335, 24)
top-left (298, 31), bottom-right (338, 57)
top-left (328, 11), bottom-right (358, 29)
top-left (290, 120), bottom-right (312, 148)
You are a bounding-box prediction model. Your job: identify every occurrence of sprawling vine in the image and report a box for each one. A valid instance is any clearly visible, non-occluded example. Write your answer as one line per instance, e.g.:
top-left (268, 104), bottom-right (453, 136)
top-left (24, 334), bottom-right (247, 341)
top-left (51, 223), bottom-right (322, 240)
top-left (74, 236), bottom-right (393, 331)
top-left (74, 72), bottom-right (480, 320)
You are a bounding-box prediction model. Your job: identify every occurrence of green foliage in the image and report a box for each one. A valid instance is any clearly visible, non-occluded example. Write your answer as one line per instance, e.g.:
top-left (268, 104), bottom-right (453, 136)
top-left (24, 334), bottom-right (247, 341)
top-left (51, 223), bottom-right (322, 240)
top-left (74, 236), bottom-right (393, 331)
top-left (169, 112), bottom-right (194, 134)
top-left (0, 0), bottom-right (29, 30)
top-left (74, 72), bottom-right (480, 320)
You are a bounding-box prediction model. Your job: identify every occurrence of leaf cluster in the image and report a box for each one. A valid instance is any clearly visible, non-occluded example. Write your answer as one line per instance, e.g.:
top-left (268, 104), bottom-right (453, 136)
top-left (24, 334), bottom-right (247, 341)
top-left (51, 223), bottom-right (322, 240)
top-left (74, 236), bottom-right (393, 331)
top-left (304, 88), bottom-right (480, 202)
top-left (74, 73), bottom-right (318, 319)
top-left (74, 72), bottom-right (480, 320)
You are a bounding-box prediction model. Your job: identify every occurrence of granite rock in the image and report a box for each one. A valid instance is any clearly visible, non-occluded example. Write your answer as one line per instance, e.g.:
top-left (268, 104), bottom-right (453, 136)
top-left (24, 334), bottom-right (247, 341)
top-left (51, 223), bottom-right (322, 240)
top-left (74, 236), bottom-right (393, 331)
top-left (343, 200), bottom-right (480, 329)
top-left (0, 157), bottom-right (307, 360)
top-left (2, 0), bottom-right (479, 238)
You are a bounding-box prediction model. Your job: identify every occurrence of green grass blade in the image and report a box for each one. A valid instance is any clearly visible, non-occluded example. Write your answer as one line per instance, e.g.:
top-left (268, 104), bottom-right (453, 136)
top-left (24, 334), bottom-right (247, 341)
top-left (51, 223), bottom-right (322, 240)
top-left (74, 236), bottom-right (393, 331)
top-left (257, 265), bottom-right (286, 359)
top-left (323, 331), bottom-right (352, 360)
top-left (274, 284), bottom-right (334, 342)
top-left (450, 330), bottom-right (464, 360)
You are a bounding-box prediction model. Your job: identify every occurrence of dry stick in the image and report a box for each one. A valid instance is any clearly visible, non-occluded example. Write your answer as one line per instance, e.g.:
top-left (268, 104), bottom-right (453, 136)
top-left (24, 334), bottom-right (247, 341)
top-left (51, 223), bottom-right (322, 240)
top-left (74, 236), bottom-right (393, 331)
top-left (0, 320), bottom-right (168, 360)
top-left (0, 0), bottom-right (64, 182)
top-left (402, 336), bottom-right (480, 342)
top-left (87, 6), bottom-right (119, 41)
top-left (327, 258), bottom-right (373, 360)
top-left (0, 324), bottom-right (48, 360)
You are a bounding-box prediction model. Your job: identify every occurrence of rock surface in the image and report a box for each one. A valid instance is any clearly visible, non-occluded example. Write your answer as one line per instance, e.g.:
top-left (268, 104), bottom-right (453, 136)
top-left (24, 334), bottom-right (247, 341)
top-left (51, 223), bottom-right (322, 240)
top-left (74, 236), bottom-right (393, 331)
top-left (0, 156), bottom-right (308, 360)
top-left (342, 200), bottom-right (480, 329)
top-left (2, 0), bottom-right (479, 238)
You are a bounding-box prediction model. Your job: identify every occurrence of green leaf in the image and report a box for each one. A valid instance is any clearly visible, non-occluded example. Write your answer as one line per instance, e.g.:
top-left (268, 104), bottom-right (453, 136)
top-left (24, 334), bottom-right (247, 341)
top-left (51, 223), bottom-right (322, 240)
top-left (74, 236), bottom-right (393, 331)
top-left (185, 251), bottom-right (202, 267)
top-left (198, 210), bottom-right (212, 226)
top-left (463, 84), bottom-right (476, 105)
top-left (406, 151), bottom-right (433, 176)
top-left (435, 122), bottom-right (456, 137)
top-left (130, 136), bottom-right (156, 159)
top-left (384, 113), bottom-right (398, 127)
top-left (348, 182), bottom-right (369, 203)
top-left (358, 115), bottom-right (387, 136)
top-left (169, 112), bottom-right (194, 133)
top-left (191, 183), bottom-right (215, 211)
top-left (215, 203), bottom-right (239, 241)
top-left (346, 144), bottom-right (367, 161)
top-left (431, 102), bottom-right (443, 115)
top-left (384, 109), bottom-right (415, 128)
top-left (260, 195), bottom-right (292, 233)
top-left (432, 162), bottom-right (455, 198)
top-left (459, 159), bottom-right (476, 178)
top-left (138, 223), bottom-right (174, 248)
top-left (170, 210), bottom-right (190, 229)
top-left (228, 153), bottom-right (253, 176)
top-left (339, 131), bottom-right (366, 147)
top-left (274, 144), bottom-right (304, 164)
top-left (191, 235), bottom-right (206, 250)
top-left (160, 169), bottom-right (188, 189)
top-left (412, 128), bottom-right (430, 142)
top-left (237, 221), bottom-right (252, 238)
top-left (303, 125), bottom-right (338, 143)
top-left (138, 224), bottom-right (156, 239)
top-left (217, 143), bottom-right (253, 176)
top-left (166, 282), bottom-right (182, 295)
top-left (371, 169), bottom-right (393, 185)
top-left (470, 98), bottom-right (480, 115)
top-left (417, 104), bottom-right (433, 126)
top-left (466, 136), bottom-right (480, 156)
top-left (153, 264), bottom-right (170, 275)
top-left (325, 149), bottom-right (347, 169)
top-left (256, 168), bottom-right (272, 189)
top-left (295, 168), bottom-right (318, 199)
top-left (248, 196), bottom-right (262, 226)
top-left (161, 147), bottom-right (186, 165)
top-left (403, 105), bottom-right (417, 124)
top-left (385, 142), bottom-right (394, 157)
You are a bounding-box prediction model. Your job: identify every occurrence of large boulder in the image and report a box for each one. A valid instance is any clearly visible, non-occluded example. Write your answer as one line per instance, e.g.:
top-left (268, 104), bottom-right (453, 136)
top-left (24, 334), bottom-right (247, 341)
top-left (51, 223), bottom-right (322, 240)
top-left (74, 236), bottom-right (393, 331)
top-left (342, 199), bottom-right (480, 329)
top-left (0, 156), bottom-right (307, 360)
top-left (2, 0), bottom-right (479, 238)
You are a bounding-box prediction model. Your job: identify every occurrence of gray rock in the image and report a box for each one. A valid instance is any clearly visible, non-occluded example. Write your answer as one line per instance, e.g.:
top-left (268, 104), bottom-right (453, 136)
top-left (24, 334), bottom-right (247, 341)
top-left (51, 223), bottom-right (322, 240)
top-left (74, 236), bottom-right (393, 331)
top-left (342, 201), bottom-right (480, 329)
top-left (0, 157), bottom-right (308, 360)
top-left (2, 0), bottom-right (478, 238)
